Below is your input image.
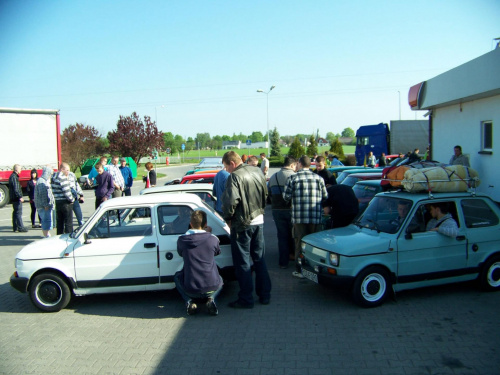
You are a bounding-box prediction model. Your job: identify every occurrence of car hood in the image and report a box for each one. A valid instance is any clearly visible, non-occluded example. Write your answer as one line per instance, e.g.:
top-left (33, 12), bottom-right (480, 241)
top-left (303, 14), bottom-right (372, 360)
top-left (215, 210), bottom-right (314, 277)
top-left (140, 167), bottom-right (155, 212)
top-left (302, 226), bottom-right (392, 256)
top-left (16, 235), bottom-right (73, 260)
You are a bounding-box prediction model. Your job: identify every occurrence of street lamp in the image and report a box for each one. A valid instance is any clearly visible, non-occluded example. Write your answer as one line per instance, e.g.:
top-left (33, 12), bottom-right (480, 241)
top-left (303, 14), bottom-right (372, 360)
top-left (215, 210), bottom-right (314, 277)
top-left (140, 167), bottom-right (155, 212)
top-left (256, 85), bottom-right (275, 157)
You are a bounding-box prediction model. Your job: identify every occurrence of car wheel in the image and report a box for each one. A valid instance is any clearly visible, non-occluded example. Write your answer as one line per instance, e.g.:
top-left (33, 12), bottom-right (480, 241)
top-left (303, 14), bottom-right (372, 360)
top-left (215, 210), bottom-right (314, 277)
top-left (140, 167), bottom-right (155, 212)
top-left (0, 185), bottom-right (9, 208)
top-left (480, 256), bottom-right (500, 291)
top-left (352, 267), bottom-right (391, 308)
top-left (29, 273), bottom-right (71, 312)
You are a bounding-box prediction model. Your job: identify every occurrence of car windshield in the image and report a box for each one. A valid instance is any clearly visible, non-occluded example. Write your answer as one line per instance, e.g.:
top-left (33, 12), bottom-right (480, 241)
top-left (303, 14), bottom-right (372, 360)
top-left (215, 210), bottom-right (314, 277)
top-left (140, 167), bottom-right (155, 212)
top-left (355, 196), bottom-right (413, 234)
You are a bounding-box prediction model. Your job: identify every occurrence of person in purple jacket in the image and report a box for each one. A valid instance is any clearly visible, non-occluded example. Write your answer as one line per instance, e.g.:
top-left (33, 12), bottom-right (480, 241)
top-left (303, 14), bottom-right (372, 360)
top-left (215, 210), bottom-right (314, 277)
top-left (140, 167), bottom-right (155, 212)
top-left (94, 162), bottom-right (114, 209)
top-left (174, 210), bottom-right (223, 316)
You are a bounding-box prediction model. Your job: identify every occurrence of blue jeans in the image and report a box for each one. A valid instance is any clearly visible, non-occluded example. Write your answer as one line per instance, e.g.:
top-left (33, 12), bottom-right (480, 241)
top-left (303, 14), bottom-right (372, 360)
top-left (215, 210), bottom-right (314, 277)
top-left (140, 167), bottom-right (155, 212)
top-left (39, 208), bottom-right (53, 231)
top-left (12, 201), bottom-right (25, 231)
top-left (272, 209), bottom-right (294, 267)
top-left (174, 272), bottom-right (223, 303)
top-left (72, 198), bottom-right (84, 226)
top-left (230, 224), bottom-right (271, 306)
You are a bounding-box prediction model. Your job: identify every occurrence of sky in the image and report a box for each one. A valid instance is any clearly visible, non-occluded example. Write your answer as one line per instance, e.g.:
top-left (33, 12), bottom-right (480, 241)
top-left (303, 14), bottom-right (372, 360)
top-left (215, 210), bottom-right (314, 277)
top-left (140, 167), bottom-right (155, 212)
top-left (0, 0), bottom-right (499, 140)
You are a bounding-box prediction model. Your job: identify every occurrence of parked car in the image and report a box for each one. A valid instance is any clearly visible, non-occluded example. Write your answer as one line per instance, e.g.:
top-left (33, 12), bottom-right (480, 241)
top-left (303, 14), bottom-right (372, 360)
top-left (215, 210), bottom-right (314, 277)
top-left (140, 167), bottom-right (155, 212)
top-left (299, 190), bottom-right (500, 307)
top-left (381, 160), bottom-right (444, 190)
top-left (184, 168), bottom-right (222, 176)
top-left (9, 193), bottom-right (234, 312)
top-left (341, 172), bottom-right (383, 188)
top-left (195, 157), bottom-right (223, 169)
top-left (140, 183), bottom-right (216, 210)
top-left (336, 168), bottom-right (383, 184)
top-left (180, 173), bottom-right (216, 184)
top-left (352, 179), bottom-right (383, 216)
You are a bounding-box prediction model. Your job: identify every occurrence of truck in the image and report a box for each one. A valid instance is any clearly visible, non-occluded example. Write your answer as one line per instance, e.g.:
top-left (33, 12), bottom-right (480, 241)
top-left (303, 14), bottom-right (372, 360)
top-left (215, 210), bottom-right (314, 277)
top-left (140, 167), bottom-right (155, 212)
top-left (0, 108), bottom-right (61, 208)
top-left (354, 120), bottom-right (429, 166)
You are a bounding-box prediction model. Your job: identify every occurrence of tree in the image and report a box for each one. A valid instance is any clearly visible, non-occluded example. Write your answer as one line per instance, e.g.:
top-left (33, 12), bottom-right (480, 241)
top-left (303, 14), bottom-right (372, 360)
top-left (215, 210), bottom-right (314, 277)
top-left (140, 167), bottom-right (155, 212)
top-left (163, 132), bottom-right (177, 153)
top-left (61, 123), bottom-right (105, 172)
top-left (325, 132), bottom-right (337, 145)
top-left (107, 112), bottom-right (164, 165)
top-left (341, 127), bottom-right (355, 138)
top-left (288, 137), bottom-right (305, 159)
top-left (250, 131), bottom-right (264, 143)
top-left (329, 137), bottom-right (345, 159)
top-left (306, 134), bottom-right (318, 157)
top-left (270, 127), bottom-right (281, 157)
top-left (195, 132), bottom-right (211, 149)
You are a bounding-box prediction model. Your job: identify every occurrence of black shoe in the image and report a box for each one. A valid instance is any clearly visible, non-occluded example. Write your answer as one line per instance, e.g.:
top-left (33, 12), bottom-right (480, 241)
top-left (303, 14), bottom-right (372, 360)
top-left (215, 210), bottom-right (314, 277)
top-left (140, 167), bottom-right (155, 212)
top-left (228, 300), bottom-right (254, 309)
top-left (206, 298), bottom-right (218, 316)
top-left (17, 228), bottom-right (29, 233)
top-left (186, 300), bottom-right (198, 315)
top-left (259, 298), bottom-right (270, 305)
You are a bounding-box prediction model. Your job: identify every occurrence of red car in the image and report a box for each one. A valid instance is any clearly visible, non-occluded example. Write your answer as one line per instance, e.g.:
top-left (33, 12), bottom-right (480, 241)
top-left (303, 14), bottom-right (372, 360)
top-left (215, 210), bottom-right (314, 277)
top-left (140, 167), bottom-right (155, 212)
top-left (180, 173), bottom-right (216, 184)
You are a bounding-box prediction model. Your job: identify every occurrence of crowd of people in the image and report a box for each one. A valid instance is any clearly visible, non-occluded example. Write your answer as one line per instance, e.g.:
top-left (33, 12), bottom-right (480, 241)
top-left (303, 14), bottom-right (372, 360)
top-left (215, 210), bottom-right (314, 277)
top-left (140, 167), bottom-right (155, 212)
top-left (8, 144), bottom-right (469, 315)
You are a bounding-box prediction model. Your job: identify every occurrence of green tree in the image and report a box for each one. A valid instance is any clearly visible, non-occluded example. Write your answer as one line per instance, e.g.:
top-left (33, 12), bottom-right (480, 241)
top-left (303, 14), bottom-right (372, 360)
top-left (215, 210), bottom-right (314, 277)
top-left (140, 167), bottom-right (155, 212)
top-left (195, 132), bottom-right (211, 149)
top-left (288, 137), bottom-right (305, 159)
top-left (329, 137), bottom-right (345, 159)
top-left (341, 127), bottom-right (355, 138)
top-left (250, 131), bottom-right (264, 143)
top-left (325, 131), bottom-right (337, 145)
top-left (163, 132), bottom-right (176, 153)
top-left (269, 127), bottom-right (281, 157)
top-left (306, 134), bottom-right (318, 157)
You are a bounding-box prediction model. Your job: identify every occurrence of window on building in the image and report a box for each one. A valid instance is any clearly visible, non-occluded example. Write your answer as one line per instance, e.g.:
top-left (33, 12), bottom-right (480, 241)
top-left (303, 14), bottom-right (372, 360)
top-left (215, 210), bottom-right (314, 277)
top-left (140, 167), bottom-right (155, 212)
top-left (481, 121), bottom-right (493, 151)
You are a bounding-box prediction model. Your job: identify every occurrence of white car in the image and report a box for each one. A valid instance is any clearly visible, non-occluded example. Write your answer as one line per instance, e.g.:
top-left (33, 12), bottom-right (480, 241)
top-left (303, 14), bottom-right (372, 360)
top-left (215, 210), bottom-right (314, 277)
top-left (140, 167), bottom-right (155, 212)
top-left (140, 183), bottom-right (216, 210)
top-left (10, 193), bottom-right (233, 312)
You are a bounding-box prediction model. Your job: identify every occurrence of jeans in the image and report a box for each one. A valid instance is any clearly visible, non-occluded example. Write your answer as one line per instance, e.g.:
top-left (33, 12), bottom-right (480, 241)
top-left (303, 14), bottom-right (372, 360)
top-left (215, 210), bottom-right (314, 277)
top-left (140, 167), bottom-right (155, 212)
top-left (39, 208), bottom-right (53, 231)
top-left (72, 198), bottom-right (84, 226)
top-left (293, 223), bottom-right (322, 272)
top-left (56, 201), bottom-right (74, 235)
top-left (174, 272), bottom-right (223, 303)
top-left (122, 188), bottom-right (131, 196)
top-left (12, 201), bottom-right (25, 231)
top-left (230, 224), bottom-right (272, 306)
top-left (272, 209), bottom-right (294, 267)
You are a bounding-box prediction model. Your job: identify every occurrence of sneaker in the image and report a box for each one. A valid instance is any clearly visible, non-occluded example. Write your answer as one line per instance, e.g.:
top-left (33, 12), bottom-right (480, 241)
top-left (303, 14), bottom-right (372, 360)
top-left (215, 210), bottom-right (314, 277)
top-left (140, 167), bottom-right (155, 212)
top-left (186, 300), bottom-right (198, 315)
top-left (292, 271), bottom-right (304, 279)
top-left (206, 298), bottom-right (218, 316)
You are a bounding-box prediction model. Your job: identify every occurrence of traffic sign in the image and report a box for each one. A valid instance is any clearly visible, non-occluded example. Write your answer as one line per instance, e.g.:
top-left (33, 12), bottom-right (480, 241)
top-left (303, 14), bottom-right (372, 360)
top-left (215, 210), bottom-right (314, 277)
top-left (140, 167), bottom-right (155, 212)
top-left (246, 139), bottom-right (251, 146)
top-left (181, 143), bottom-right (185, 151)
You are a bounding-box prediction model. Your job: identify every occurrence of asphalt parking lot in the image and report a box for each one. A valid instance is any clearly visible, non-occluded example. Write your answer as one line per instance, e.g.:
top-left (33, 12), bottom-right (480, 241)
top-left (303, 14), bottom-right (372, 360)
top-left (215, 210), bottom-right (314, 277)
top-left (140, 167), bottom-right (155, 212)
top-left (0, 164), bottom-right (499, 375)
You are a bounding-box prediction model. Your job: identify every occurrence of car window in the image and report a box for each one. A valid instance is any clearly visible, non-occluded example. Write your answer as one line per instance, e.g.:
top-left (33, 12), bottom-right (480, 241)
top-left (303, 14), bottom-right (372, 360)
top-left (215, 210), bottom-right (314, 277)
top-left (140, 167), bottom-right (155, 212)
top-left (158, 205), bottom-right (193, 235)
top-left (87, 207), bottom-right (152, 239)
top-left (192, 192), bottom-right (215, 209)
top-left (406, 204), bottom-right (429, 234)
top-left (357, 196), bottom-right (413, 234)
top-left (461, 199), bottom-right (499, 228)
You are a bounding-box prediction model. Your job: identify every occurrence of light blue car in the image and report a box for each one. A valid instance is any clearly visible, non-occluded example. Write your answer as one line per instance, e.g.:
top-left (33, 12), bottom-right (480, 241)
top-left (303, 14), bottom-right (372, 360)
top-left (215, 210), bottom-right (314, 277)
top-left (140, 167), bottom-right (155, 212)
top-left (299, 191), bottom-right (500, 307)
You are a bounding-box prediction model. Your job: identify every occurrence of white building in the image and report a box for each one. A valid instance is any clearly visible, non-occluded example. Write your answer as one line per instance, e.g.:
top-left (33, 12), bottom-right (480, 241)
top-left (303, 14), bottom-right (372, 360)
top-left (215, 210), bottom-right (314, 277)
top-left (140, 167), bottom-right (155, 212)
top-left (409, 47), bottom-right (500, 202)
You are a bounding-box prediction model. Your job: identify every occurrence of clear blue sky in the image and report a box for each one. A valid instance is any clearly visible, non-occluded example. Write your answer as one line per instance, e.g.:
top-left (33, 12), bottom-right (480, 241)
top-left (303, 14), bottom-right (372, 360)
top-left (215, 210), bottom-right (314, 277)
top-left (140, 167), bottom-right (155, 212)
top-left (1, 0), bottom-right (498, 140)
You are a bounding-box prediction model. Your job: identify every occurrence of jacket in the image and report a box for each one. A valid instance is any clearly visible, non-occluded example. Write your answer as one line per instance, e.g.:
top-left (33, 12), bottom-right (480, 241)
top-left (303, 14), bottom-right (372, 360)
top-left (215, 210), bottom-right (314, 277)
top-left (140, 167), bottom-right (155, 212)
top-left (8, 171), bottom-right (23, 203)
top-left (268, 167), bottom-right (295, 210)
top-left (222, 163), bottom-right (267, 231)
top-left (35, 166), bottom-right (55, 210)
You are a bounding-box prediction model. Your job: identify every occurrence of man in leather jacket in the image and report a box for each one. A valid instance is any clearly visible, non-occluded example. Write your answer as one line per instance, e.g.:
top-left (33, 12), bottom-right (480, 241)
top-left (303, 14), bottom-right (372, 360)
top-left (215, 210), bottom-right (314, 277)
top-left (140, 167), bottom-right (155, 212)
top-left (221, 151), bottom-right (271, 308)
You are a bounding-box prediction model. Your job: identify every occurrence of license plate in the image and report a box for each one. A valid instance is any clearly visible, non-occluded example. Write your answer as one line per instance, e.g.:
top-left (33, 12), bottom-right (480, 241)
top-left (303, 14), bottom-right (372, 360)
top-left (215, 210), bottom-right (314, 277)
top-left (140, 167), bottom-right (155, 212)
top-left (302, 269), bottom-right (318, 283)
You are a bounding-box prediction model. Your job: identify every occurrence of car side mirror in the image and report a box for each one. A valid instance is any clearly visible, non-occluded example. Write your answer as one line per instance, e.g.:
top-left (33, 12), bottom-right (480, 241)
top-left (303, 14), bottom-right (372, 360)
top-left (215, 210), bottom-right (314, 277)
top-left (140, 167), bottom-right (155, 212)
top-left (84, 232), bottom-right (92, 245)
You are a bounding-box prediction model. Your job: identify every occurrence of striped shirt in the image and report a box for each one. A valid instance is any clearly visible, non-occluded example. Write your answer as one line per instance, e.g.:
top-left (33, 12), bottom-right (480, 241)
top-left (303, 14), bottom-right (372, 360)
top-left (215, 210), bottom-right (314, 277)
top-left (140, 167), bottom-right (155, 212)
top-left (283, 169), bottom-right (328, 224)
top-left (108, 164), bottom-right (125, 189)
top-left (51, 171), bottom-right (74, 203)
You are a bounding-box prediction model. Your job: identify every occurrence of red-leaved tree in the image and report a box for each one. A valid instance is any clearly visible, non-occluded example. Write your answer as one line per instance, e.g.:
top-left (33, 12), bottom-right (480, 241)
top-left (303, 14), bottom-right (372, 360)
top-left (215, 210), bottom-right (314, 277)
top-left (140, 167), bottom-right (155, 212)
top-left (107, 112), bottom-right (164, 165)
top-left (61, 123), bottom-right (105, 172)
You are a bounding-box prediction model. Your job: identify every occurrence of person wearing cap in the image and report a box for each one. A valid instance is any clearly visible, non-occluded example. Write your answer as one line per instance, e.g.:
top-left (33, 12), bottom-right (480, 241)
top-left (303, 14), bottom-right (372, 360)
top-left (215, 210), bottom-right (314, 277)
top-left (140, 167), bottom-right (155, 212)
top-left (119, 157), bottom-right (133, 196)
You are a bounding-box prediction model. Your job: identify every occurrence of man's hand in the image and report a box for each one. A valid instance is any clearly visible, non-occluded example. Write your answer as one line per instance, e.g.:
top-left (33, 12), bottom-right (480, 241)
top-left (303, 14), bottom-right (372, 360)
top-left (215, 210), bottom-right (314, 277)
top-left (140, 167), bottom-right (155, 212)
top-left (20, 198), bottom-right (24, 203)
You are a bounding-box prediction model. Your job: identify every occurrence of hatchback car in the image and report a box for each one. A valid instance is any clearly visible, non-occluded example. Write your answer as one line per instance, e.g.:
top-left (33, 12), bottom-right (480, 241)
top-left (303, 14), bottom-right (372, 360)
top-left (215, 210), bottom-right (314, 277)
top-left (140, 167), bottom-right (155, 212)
top-left (140, 183), bottom-right (216, 210)
top-left (352, 179), bottom-right (383, 217)
top-left (299, 190), bottom-right (500, 307)
top-left (341, 172), bottom-right (383, 188)
top-left (180, 173), bottom-right (216, 184)
top-left (10, 194), bottom-right (234, 312)
top-left (336, 168), bottom-right (383, 184)
top-left (196, 157), bottom-right (223, 169)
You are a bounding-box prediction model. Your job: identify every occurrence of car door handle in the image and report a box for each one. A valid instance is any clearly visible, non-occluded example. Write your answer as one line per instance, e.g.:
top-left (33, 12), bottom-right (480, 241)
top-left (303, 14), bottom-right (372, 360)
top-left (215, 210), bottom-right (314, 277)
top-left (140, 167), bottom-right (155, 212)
top-left (144, 243), bottom-right (156, 248)
top-left (456, 236), bottom-right (466, 241)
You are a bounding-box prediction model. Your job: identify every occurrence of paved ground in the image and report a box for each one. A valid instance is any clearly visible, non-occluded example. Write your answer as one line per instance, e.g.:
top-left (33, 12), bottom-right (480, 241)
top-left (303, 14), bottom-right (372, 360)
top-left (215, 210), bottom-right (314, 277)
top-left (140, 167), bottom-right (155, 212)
top-left (0, 165), bottom-right (499, 375)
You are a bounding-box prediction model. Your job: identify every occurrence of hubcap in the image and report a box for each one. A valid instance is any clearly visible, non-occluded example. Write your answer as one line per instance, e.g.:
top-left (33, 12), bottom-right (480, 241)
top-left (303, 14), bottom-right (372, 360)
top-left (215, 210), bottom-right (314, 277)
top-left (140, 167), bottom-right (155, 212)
top-left (361, 274), bottom-right (386, 302)
top-left (36, 280), bottom-right (63, 307)
top-left (487, 262), bottom-right (500, 287)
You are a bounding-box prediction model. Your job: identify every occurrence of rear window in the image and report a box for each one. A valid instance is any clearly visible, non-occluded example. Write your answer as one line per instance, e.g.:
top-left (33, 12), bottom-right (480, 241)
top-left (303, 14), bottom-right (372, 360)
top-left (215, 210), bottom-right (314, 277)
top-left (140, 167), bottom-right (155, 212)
top-left (461, 199), bottom-right (499, 228)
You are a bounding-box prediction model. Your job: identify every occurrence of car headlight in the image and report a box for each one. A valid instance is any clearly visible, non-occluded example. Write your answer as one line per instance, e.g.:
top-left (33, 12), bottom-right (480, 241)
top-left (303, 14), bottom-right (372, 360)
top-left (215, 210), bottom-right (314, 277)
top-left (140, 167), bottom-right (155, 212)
top-left (301, 241), bottom-right (306, 251)
top-left (329, 253), bottom-right (339, 267)
top-left (15, 258), bottom-right (23, 269)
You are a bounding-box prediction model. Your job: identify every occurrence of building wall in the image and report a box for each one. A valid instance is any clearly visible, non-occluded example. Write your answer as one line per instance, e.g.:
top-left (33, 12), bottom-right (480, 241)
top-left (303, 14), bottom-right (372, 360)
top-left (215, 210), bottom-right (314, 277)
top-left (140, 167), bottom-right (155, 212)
top-left (432, 94), bottom-right (500, 201)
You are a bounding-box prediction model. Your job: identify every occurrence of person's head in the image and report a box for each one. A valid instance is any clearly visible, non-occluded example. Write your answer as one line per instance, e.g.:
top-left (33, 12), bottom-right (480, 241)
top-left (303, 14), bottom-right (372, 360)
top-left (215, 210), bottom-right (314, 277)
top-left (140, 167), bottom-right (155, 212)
top-left (316, 156), bottom-right (326, 171)
top-left (112, 155), bottom-right (120, 165)
top-left (99, 156), bottom-right (108, 166)
top-left (59, 162), bottom-right (70, 176)
top-left (398, 153), bottom-right (404, 158)
top-left (260, 153), bottom-right (266, 159)
top-left (397, 201), bottom-right (411, 218)
top-left (298, 155), bottom-right (311, 169)
top-left (381, 152), bottom-right (385, 157)
top-left (190, 210), bottom-right (207, 230)
top-left (145, 162), bottom-right (154, 171)
top-left (454, 145), bottom-right (462, 157)
top-left (95, 162), bottom-right (105, 175)
top-left (120, 157), bottom-right (127, 167)
top-left (241, 154), bottom-right (248, 163)
top-left (247, 155), bottom-right (259, 166)
top-left (368, 151), bottom-right (373, 156)
top-left (283, 156), bottom-right (296, 170)
top-left (222, 151), bottom-right (242, 173)
top-left (428, 202), bottom-right (449, 219)
top-left (324, 151), bottom-right (329, 157)
top-left (414, 148), bottom-right (419, 154)
top-left (12, 164), bottom-right (21, 174)
top-left (41, 165), bottom-right (53, 180)
top-left (31, 168), bottom-right (38, 180)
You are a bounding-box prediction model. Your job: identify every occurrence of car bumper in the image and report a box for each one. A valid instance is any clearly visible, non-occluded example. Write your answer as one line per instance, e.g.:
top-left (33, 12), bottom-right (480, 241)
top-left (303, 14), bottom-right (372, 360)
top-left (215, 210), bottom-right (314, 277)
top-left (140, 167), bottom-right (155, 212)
top-left (301, 263), bottom-right (354, 289)
top-left (10, 273), bottom-right (29, 293)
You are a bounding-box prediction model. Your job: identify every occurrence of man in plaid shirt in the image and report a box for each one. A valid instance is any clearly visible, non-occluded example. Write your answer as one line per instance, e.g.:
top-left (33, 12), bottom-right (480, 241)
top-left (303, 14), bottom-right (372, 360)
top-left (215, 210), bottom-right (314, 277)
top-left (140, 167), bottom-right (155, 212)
top-left (283, 155), bottom-right (328, 278)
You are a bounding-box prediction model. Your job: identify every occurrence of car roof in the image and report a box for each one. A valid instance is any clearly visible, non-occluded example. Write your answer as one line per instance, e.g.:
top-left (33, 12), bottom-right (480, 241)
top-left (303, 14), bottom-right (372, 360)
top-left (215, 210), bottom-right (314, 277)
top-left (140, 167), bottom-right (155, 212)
top-left (182, 173), bottom-right (217, 180)
top-left (98, 192), bottom-right (205, 208)
top-left (375, 190), bottom-right (492, 202)
top-left (341, 168), bottom-right (383, 175)
top-left (353, 179), bottom-right (383, 187)
top-left (140, 183), bottom-right (213, 195)
top-left (348, 172), bottom-right (383, 178)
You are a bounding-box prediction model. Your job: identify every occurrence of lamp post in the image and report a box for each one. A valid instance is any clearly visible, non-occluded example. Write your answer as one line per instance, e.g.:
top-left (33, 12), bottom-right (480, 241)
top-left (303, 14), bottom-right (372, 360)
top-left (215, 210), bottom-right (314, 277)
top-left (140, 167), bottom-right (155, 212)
top-left (256, 85), bottom-right (275, 157)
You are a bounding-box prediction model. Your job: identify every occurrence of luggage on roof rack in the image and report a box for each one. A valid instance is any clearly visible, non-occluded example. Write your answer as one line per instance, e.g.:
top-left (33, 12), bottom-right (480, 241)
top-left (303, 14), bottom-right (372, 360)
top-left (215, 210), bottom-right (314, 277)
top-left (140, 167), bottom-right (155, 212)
top-left (400, 165), bottom-right (480, 193)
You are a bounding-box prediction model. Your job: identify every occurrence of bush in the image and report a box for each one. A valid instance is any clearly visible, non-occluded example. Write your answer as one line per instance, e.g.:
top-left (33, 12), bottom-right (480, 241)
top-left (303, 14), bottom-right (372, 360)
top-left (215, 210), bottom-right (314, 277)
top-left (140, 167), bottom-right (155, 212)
top-left (269, 155), bottom-right (284, 167)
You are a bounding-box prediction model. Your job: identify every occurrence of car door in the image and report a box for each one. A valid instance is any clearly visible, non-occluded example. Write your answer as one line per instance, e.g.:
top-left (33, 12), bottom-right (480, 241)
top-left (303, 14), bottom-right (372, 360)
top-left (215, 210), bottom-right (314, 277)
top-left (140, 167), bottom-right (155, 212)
top-left (73, 206), bottom-right (159, 290)
top-left (396, 201), bottom-right (467, 286)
